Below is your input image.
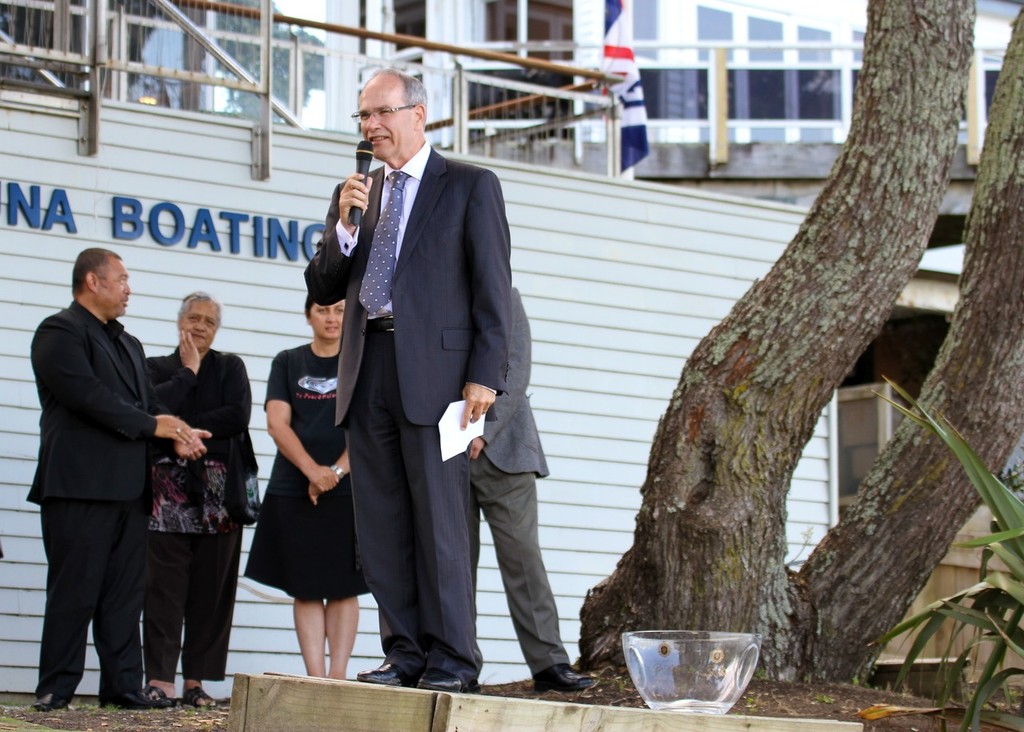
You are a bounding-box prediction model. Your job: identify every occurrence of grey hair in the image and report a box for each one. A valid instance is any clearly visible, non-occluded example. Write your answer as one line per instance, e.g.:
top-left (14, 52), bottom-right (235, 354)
top-left (178, 291), bottom-right (222, 327)
top-left (366, 67), bottom-right (427, 108)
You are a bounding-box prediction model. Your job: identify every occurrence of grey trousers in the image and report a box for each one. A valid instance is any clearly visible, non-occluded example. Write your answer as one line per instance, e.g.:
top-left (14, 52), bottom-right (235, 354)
top-left (469, 453), bottom-right (569, 675)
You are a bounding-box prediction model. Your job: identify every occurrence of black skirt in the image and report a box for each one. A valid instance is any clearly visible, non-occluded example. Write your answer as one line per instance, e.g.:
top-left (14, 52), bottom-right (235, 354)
top-left (244, 491), bottom-right (369, 600)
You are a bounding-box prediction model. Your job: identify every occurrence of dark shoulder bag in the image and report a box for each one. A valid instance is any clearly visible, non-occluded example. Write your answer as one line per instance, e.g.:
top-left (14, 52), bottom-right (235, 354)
top-left (225, 430), bottom-right (260, 525)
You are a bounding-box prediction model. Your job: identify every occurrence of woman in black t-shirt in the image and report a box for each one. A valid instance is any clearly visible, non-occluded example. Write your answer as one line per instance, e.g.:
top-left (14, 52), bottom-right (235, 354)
top-left (245, 295), bottom-right (367, 679)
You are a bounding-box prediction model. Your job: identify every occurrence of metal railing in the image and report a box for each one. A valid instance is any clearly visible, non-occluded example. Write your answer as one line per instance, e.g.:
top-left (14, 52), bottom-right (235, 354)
top-left (0, 0), bottom-right (623, 178)
top-left (0, 0), bottom-right (1005, 177)
top-left (460, 39), bottom-right (1004, 166)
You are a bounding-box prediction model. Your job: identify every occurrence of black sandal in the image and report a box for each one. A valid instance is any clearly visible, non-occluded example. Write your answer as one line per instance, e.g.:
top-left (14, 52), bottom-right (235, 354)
top-left (181, 686), bottom-right (217, 708)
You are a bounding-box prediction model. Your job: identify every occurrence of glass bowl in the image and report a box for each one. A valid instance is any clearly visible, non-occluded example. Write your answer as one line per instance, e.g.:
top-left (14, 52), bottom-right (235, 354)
top-left (622, 630), bottom-right (762, 713)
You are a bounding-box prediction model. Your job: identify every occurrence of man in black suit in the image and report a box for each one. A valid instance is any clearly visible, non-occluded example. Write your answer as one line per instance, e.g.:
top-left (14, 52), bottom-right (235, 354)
top-left (305, 68), bottom-right (511, 694)
top-left (29, 248), bottom-right (208, 712)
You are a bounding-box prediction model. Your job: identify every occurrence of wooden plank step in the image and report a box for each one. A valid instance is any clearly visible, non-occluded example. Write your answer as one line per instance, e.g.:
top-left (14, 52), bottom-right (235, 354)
top-left (227, 673), bottom-right (864, 732)
top-left (227, 673), bottom-right (438, 732)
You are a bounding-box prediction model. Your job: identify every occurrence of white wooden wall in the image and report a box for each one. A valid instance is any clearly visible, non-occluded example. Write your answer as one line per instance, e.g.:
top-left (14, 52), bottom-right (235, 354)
top-left (0, 97), bottom-right (823, 696)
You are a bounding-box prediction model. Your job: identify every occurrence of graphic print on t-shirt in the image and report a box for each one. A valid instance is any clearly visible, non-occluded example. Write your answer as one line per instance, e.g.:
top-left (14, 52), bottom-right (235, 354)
top-left (297, 375), bottom-right (337, 395)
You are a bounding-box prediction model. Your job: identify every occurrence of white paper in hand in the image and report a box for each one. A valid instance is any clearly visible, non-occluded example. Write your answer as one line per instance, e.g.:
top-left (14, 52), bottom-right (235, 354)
top-left (438, 400), bottom-right (485, 461)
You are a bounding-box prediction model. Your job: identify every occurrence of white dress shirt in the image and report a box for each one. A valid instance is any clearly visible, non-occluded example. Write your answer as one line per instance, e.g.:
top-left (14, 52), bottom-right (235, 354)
top-left (334, 142), bottom-right (431, 316)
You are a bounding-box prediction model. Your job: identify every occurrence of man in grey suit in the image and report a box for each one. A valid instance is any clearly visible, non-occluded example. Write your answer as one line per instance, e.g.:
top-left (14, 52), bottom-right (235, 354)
top-left (305, 68), bottom-right (511, 693)
top-left (468, 288), bottom-right (593, 692)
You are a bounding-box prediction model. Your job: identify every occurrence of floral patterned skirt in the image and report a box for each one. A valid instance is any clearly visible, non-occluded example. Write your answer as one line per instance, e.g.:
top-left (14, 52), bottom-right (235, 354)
top-left (150, 458), bottom-right (237, 534)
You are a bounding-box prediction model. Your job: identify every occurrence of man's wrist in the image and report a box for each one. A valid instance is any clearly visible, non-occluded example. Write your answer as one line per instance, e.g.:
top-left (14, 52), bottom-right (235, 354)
top-left (331, 464), bottom-right (346, 479)
top-left (466, 381), bottom-right (497, 394)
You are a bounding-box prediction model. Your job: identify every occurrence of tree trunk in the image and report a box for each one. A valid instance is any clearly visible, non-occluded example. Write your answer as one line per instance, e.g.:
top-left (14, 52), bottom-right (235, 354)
top-left (798, 10), bottom-right (1024, 681)
top-left (579, 0), bottom-right (975, 679)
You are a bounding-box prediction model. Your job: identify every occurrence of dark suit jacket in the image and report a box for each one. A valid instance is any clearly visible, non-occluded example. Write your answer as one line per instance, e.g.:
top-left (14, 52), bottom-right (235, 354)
top-left (481, 288), bottom-right (549, 478)
top-left (29, 301), bottom-right (162, 504)
top-left (305, 148), bottom-right (512, 426)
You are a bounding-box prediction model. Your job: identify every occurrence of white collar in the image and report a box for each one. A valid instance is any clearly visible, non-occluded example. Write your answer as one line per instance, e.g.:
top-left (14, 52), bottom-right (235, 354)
top-left (384, 142), bottom-right (431, 182)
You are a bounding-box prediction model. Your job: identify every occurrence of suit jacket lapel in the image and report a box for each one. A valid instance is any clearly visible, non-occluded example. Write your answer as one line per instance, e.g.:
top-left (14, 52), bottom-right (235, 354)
top-left (351, 168), bottom-right (387, 323)
top-left (395, 150), bottom-right (446, 279)
top-left (359, 168), bottom-right (386, 258)
top-left (123, 336), bottom-right (148, 406)
top-left (81, 314), bottom-right (143, 400)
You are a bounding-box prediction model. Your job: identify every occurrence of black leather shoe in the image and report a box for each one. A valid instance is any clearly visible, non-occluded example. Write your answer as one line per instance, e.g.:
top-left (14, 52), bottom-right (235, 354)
top-left (32, 693), bottom-right (70, 711)
top-left (357, 663), bottom-right (416, 687)
top-left (100, 685), bottom-right (175, 710)
top-left (533, 663), bottom-right (595, 692)
top-left (416, 668), bottom-right (479, 693)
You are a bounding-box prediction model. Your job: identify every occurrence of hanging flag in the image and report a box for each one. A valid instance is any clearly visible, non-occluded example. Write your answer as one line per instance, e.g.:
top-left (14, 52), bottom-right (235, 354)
top-left (603, 0), bottom-right (650, 172)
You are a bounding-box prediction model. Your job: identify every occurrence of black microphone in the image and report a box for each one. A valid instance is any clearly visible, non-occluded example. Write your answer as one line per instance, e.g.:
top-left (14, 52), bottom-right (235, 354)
top-left (349, 140), bottom-right (374, 227)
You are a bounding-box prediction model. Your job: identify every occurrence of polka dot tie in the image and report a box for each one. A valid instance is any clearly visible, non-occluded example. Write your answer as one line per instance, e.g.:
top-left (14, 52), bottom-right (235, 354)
top-left (359, 170), bottom-right (409, 315)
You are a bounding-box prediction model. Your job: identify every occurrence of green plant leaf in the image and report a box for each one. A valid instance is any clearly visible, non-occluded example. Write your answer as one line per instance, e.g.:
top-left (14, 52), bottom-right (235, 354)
top-left (876, 380), bottom-right (1024, 732)
top-left (978, 710), bottom-right (1024, 732)
top-left (879, 380), bottom-right (1024, 556)
top-left (985, 545), bottom-right (1024, 582)
top-left (987, 572), bottom-right (1024, 607)
top-left (957, 527), bottom-right (1024, 548)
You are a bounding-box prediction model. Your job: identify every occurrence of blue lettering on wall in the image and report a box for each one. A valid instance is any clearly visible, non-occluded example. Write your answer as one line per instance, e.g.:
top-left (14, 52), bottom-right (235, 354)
top-left (3, 181), bottom-right (321, 262)
top-left (149, 202), bottom-right (186, 246)
top-left (303, 223), bottom-right (325, 261)
top-left (111, 200), bottom-right (315, 259)
top-left (5, 183), bottom-right (78, 233)
top-left (188, 208), bottom-right (221, 251)
top-left (268, 218), bottom-right (299, 261)
top-left (7, 183), bottom-right (40, 228)
top-left (220, 211), bottom-right (249, 254)
top-left (112, 196), bottom-right (145, 239)
top-left (252, 216), bottom-right (264, 258)
top-left (42, 189), bottom-right (77, 233)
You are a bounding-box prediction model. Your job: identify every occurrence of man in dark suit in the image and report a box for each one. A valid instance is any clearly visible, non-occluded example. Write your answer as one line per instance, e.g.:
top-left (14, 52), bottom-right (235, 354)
top-left (305, 68), bottom-right (511, 694)
top-left (29, 248), bottom-right (208, 712)
top-left (468, 288), bottom-right (593, 692)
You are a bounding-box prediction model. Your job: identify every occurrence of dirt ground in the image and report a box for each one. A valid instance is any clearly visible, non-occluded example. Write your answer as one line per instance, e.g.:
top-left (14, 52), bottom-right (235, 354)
top-left (0, 666), bottom-right (1009, 732)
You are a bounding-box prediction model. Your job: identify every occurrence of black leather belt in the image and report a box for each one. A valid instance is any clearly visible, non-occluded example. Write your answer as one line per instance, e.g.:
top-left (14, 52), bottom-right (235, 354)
top-left (366, 316), bottom-right (395, 333)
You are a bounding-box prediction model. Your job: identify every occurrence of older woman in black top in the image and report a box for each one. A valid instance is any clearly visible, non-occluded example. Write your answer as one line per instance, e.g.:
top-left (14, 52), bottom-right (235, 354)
top-left (144, 292), bottom-right (252, 707)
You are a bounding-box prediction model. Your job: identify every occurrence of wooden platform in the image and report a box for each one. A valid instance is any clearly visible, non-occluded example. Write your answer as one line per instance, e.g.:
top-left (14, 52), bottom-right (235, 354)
top-left (227, 673), bottom-right (864, 732)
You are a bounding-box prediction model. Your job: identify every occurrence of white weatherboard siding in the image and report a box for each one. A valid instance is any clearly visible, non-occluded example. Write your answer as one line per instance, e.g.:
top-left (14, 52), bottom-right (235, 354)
top-left (0, 97), bottom-right (821, 694)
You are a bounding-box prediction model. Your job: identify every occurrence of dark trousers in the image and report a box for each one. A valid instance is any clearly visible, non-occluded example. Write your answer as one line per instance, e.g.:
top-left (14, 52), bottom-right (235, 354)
top-left (37, 498), bottom-right (148, 702)
top-left (143, 528), bottom-right (242, 682)
top-left (347, 331), bottom-right (478, 684)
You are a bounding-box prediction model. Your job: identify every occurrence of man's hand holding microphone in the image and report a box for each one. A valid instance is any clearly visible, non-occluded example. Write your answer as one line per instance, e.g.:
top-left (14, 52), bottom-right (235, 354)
top-left (338, 140), bottom-right (375, 235)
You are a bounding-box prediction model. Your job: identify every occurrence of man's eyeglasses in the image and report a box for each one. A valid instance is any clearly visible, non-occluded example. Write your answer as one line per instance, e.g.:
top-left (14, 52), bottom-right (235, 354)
top-left (351, 104), bottom-right (418, 122)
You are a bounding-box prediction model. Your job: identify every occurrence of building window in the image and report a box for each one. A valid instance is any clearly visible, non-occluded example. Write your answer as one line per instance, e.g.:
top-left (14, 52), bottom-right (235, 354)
top-left (738, 70), bottom-right (785, 118)
top-left (485, 0), bottom-right (572, 60)
top-left (641, 68), bottom-right (707, 119)
top-left (728, 69), bottom-right (838, 122)
top-left (395, 0), bottom-right (426, 39)
top-left (837, 383), bottom-right (902, 511)
top-left (798, 25), bottom-right (831, 63)
top-left (986, 68), bottom-right (999, 113)
top-left (635, 0), bottom-right (657, 39)
top-left (485, 0), bottom-right (517, 42)
top-left (748, 16), bottom-right (782, 62)
top-left (697, 5), bottom-right (732, 61)
top-left (797, 69), bottom-right (840, 120)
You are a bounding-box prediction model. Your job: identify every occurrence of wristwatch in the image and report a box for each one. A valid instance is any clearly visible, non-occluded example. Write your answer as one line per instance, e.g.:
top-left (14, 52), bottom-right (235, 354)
top-left (331, 464), bottom-right (346, 479)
